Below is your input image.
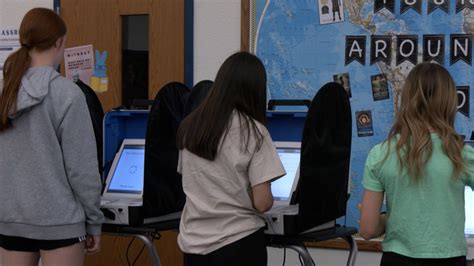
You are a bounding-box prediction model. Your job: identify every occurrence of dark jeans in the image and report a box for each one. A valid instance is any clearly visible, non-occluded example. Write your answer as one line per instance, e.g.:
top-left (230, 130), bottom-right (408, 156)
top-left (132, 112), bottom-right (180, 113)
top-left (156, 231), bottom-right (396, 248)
top-left (381, 252), bottom-right (467, 266)
top-left (184, 228), bottom-right (267, 266)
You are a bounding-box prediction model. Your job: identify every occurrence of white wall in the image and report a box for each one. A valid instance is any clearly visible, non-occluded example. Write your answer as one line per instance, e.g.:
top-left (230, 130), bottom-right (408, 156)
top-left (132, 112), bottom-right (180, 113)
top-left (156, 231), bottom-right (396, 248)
top-left (193, 0), bottom-right (241, 84)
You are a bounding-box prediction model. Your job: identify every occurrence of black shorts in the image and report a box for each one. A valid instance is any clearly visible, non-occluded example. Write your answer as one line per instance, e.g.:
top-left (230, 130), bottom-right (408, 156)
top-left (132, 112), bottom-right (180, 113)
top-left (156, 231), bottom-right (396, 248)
top-left (0, 234), bottom-right (86, 252)
top-left (381, 252), bottom-right (467, 266)
top-left (184, 228), bottom-right (267, 266)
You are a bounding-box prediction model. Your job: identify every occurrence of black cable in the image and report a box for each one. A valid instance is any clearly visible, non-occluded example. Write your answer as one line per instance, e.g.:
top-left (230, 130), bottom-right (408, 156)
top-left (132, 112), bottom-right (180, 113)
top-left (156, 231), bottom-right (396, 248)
top-left (131, 231), bottom-right (161, 266)
top-left (125, 237), bottom-right (135, 266)
top-left (132, 244), bottom-right (146, 266)
top-left (150, 231), bottom-right (162, 241)
top-left (282, 247), bottom-right (286, 266)
top-left (298, 253), bottom-right (304, 266)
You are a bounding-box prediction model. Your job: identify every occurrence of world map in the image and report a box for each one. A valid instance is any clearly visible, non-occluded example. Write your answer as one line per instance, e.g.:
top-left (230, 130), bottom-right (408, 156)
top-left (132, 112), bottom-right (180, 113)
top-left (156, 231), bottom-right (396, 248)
top-left (253, 0), bottom-right (474, 228)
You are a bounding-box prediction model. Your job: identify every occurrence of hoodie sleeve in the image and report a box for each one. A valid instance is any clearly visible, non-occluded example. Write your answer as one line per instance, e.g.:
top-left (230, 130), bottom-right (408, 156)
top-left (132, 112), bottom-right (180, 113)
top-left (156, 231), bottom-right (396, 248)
top-left (57, 90), bottom-right (104, 236)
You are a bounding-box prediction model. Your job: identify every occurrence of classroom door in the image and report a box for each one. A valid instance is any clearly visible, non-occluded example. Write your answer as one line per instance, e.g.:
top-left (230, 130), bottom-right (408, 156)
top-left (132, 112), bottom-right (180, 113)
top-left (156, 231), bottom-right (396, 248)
top-left (61, 0), bottom-right (185, 112)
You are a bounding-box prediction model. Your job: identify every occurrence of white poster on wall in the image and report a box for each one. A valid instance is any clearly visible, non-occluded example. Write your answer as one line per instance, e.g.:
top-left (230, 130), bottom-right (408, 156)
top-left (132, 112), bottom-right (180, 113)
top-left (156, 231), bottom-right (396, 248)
top-left (64, 45), bottom-right (94, 86)
top-left (0, 0), bottom-right (54, 75)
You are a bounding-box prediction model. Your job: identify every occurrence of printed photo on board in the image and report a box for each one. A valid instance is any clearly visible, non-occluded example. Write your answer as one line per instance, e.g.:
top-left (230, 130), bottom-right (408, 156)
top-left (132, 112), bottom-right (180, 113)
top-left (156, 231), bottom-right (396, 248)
top-left (333, 72), bottom-right (352, 97)
top-left (371, 74), bottom-right (389, 101)
top-left (318, 0), bottom-right (345, 25)
top-left (356, 110), bottom-right (374, 137)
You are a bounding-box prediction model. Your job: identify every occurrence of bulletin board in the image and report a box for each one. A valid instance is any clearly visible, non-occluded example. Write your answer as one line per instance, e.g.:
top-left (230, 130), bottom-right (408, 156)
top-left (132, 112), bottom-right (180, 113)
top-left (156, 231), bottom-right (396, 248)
top-left (243, 0), bottom-right (474, 249)
top-left (0, 0), bottom-right (57, 74)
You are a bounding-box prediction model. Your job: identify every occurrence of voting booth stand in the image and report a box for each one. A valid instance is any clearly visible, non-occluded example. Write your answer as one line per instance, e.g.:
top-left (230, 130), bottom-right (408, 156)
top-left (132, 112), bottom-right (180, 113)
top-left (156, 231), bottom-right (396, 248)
top-left (101, 109), bottom-right (357, 266)
top-left (103, 110), bottom-right (149, 174)
top-left (266, 110), bottom-right (357, 266)
top-left (102, 110), bottom-right (172, 266)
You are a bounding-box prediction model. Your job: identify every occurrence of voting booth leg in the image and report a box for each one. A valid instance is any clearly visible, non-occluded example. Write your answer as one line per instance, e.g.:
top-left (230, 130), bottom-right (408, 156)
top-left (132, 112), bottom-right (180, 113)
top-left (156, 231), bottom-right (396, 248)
top-left (286, 245), bottom-right (314, 266)
top-left (343, 235), bottom-right (358, 266)
top-left (134, 234), bottom-right (162, 266)
top-left (283, 235), bottom-right (357, 266)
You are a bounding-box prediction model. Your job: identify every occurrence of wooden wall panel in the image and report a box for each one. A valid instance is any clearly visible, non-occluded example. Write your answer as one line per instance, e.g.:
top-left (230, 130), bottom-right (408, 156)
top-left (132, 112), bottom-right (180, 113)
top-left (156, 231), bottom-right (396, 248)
top-left (149, 0), bottom-right (185, 99)
top-left (61, 0), bottom-right (121, 111)
top-left (241, 0), bottom-right (250, 52)
top-left (305, 238), bottom-right (382, 252)
top-left (85, 231), bottom-right (183, 266)
top-left (118, 0), bottom-right (151, 15)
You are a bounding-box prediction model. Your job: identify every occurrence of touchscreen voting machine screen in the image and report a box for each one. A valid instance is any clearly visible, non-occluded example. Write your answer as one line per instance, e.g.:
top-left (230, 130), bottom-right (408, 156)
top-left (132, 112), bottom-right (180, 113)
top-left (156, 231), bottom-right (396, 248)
top-left (104, 139), bottom-right (145, 197)
top-left (466, 186), bottom-right (474, 236)
top-left (272, 142), bottom-right (301, 204)
top-left (463, 141), bottom-right (474, 242)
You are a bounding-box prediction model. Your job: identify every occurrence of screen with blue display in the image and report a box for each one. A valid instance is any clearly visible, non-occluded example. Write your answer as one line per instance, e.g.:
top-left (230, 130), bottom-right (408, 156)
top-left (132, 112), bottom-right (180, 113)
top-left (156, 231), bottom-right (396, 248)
top-left (466, 187), bottom-right (474, 236)
top-left (107, 145), bottom-right (145, 194)
top-left (272, 148), bottom-right (300, 201)
top-left (462, 141), bottom-right (474, 237)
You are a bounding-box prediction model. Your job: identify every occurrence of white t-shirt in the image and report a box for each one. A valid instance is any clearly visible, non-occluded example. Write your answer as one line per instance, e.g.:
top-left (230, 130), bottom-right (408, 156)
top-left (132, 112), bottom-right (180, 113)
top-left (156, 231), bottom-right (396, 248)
top-left (177, 112), bottom-right (286, 255)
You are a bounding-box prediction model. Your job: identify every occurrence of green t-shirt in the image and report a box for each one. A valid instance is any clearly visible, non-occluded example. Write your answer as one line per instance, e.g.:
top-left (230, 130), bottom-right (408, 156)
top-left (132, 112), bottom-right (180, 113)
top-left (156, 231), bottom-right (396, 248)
top-left (363, 134), bottom-right (474, 258)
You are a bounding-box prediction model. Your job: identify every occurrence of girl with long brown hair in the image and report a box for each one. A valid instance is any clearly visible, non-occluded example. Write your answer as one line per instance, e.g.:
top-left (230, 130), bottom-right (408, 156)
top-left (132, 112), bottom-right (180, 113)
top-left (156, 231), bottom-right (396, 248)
top-left (0, 8), bottom-right (103, 266)
top-left (360, 62), bottom-right (473, 265)
top-left (176, 52), bottom-right (285, 266)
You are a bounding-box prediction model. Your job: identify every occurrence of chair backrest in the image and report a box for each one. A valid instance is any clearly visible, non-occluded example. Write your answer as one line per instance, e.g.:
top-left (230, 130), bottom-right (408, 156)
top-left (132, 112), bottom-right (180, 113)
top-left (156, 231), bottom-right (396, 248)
top-left (184, 80), bottom-right (213, 117)
top-left (75, 79), bottom-right (105, 179)
top-left (143, 81), bottom-right (190, 218)
top-left (297, 82), bottom-right (352, 232)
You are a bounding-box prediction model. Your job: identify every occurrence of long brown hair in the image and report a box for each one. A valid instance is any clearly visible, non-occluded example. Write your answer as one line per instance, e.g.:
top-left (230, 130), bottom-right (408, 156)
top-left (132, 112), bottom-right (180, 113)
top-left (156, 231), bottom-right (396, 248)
top-left (177, 51), bottom-right (267, 160)
top-left (386, 62), bottom-right (464, 180)
top-left (0, 8), bottom-right (66, 131)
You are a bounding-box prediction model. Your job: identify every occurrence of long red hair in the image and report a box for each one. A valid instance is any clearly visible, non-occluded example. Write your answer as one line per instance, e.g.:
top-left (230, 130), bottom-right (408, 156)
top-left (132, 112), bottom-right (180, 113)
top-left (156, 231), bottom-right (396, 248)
top-left (0, 8), bottom-right (66, 131)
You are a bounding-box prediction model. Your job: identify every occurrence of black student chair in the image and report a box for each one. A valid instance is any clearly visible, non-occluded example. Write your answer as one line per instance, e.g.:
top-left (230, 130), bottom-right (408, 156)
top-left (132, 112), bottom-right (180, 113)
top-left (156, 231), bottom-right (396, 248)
top-left (143, 82), bottom-right (190, 218)
top-left (297, 82), bottom-right (352, 232)
top-left (184, 80), bottom-right (213, 117)
top-left (75, 79), bottom-right (105, 179)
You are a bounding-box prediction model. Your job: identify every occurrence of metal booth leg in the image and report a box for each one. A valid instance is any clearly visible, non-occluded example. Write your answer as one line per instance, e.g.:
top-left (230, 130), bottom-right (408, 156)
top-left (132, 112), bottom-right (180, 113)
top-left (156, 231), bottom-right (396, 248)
top-left (286, 245), bottom-right (314, 266)
top-left (343, 235), bottom-right (358, 266)
top-left (134, 234), bottom-right (161, 266)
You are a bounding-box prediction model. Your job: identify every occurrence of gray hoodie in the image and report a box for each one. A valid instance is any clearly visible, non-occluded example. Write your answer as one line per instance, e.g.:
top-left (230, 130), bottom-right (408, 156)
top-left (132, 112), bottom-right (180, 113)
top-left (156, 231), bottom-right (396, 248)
top-left (0, 67), bottom-right (104, 239)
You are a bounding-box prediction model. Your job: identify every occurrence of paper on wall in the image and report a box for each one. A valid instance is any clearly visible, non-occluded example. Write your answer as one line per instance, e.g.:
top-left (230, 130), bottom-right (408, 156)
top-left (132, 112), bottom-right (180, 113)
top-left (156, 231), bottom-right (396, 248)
top-left (64, 45), bottom-right (94, 86)
top-left (0, 0), bottom-right (54, 75)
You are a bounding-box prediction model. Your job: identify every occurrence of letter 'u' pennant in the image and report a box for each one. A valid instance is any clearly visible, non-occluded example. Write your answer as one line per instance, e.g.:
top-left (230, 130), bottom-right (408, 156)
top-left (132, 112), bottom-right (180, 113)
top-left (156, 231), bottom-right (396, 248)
top-left (423, 35), bottom-right (445, 64)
